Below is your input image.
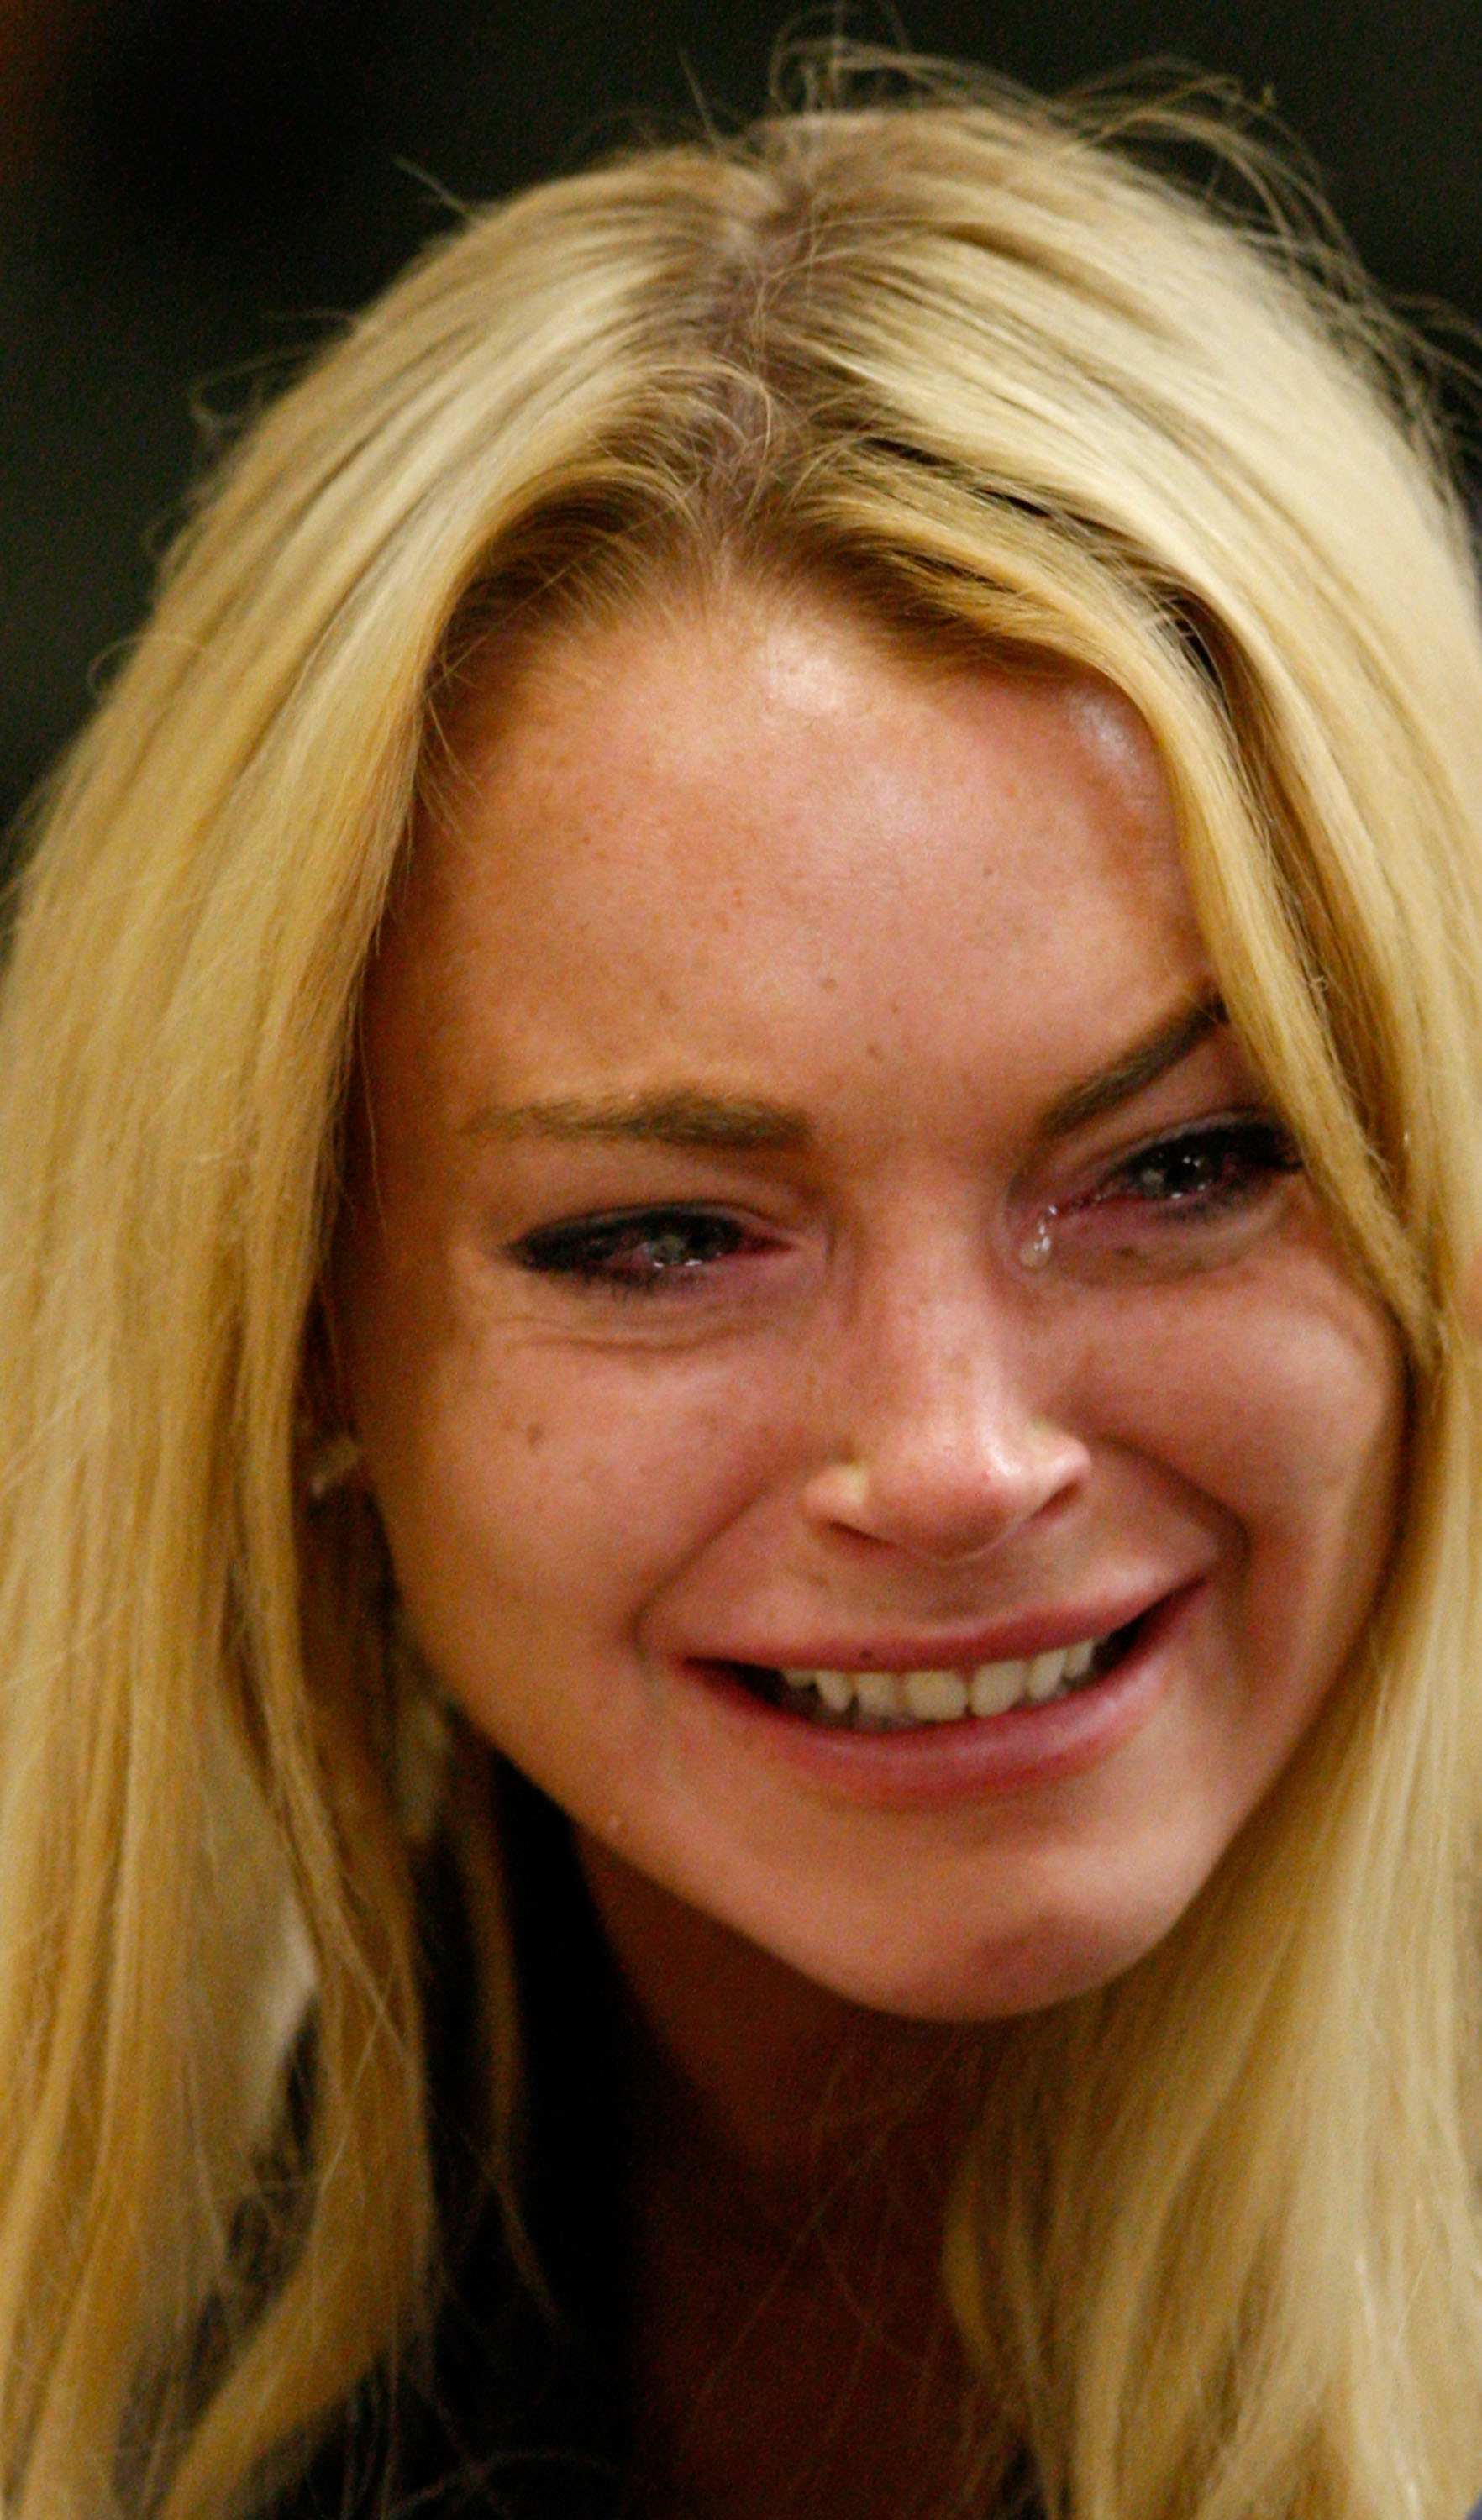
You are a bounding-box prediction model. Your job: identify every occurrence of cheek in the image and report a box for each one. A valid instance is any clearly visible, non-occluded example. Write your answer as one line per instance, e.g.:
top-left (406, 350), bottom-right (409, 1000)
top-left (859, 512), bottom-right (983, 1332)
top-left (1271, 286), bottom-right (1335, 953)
top-left (1080, 1270), bottom-right (1406, 1691)
top-left (349, 1284), bottom-right (803, 1674)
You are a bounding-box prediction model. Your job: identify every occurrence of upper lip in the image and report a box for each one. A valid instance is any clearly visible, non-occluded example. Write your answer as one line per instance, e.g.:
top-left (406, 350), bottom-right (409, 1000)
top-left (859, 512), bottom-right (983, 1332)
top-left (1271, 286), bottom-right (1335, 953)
top-left (694, 1582), bottom-right (1190, 1674)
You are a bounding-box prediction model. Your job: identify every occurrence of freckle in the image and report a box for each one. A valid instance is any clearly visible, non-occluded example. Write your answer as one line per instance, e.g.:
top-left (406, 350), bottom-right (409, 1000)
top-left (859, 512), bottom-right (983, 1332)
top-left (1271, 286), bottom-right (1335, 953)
top-left (525, 1423), bottom-right (544, 1451)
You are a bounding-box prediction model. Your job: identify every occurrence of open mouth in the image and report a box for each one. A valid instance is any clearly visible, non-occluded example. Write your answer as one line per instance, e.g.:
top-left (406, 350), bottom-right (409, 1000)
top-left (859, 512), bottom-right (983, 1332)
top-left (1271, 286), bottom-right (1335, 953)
top-left (719, 1614), bottom-right (1145, 1733)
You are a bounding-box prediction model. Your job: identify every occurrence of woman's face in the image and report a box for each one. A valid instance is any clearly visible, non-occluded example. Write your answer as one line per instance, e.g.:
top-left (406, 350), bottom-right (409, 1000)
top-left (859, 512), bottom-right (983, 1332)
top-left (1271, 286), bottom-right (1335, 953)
top-left (334, 578), bottom-right (1404, 2019)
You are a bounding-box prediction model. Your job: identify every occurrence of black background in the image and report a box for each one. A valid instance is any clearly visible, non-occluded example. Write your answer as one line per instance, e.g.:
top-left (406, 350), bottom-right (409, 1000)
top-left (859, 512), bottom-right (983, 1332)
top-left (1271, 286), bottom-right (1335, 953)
top-left (3, 0), bottom-right (1479, 831)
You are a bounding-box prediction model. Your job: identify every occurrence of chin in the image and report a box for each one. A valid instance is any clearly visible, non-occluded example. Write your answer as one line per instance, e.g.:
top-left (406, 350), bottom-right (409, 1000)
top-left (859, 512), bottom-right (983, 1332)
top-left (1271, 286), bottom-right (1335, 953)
top-left (766, 1903), bottom-right (1175, 2023)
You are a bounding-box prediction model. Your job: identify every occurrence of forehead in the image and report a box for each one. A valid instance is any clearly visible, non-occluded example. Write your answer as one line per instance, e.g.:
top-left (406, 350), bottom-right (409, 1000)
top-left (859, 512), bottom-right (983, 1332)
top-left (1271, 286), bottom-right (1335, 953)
top-left (372, 580), bottom-right (1206, 1119)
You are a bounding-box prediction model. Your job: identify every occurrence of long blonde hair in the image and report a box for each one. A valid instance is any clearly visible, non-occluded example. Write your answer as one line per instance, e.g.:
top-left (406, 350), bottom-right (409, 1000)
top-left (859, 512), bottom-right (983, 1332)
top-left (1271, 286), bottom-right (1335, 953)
top-left (3, 52), bottom-right (1482, 2519)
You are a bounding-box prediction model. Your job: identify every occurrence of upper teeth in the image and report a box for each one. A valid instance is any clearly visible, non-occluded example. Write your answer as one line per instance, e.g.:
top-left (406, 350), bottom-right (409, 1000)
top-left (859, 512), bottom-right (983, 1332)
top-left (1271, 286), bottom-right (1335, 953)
top-left (780, 1636), bottom-right (1099, 1725)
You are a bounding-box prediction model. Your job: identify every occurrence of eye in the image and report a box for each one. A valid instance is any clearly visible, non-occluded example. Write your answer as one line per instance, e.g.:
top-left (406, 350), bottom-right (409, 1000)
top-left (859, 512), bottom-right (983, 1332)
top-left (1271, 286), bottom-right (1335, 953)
top-left (1091, 1116), bottom-right (1301, 1217)
top-left (505, 1205), bottom-right (762, 1295)
top-left (1043, 1113), bottom-right (1303, 1278)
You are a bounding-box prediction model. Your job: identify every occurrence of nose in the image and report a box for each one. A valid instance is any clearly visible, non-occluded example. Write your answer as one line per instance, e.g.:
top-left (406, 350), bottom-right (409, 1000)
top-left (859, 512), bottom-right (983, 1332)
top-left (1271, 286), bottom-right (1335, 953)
top-left (800, 1266), bottom-right (1090, 1566)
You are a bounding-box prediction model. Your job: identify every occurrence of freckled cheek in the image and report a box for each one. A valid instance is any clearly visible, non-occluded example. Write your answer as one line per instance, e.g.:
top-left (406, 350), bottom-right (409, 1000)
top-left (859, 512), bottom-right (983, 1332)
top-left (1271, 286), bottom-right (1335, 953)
top-left (387, 1335), bottom-right (808, 1635)
top-left (1215, 1328), bottom-right (1399, 1538)
top-left (1080, 1299), bottom-right (1406, 1651)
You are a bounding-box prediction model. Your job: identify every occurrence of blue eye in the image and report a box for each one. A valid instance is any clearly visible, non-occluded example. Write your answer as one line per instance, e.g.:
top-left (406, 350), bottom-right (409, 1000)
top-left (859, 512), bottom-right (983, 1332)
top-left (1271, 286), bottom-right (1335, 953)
top-left (507, 1206), bottom-right (755, 1294)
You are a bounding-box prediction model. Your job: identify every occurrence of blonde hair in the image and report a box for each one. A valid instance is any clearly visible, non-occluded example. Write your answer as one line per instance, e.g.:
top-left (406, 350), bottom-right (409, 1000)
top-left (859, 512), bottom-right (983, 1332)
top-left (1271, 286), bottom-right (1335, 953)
top-left (3, 50), bottom-right (1482, 2519)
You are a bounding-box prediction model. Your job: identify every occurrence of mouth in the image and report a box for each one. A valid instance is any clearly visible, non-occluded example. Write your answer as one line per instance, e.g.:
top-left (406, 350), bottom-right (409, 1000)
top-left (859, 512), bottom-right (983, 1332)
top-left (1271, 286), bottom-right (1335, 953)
top-left (718, 1613), bottom-right (1145, 1734)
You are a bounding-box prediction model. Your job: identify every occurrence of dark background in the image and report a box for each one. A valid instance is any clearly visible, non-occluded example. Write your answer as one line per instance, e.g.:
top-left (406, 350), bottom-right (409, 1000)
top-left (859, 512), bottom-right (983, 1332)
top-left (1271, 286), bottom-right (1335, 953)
top-left (3, 0), bottom-right (1479, 834)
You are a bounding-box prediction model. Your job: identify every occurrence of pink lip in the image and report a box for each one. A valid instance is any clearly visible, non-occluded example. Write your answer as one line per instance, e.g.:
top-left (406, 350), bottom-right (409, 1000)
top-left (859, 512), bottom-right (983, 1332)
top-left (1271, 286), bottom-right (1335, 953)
top-left (673, 1582), bottom-right (1201, 1809)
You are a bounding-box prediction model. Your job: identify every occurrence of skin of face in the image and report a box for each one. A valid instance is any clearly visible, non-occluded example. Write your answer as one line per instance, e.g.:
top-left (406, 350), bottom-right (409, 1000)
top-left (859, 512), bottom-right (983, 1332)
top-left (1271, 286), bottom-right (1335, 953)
top-left (332, 575), bottom-right (1406, 2027)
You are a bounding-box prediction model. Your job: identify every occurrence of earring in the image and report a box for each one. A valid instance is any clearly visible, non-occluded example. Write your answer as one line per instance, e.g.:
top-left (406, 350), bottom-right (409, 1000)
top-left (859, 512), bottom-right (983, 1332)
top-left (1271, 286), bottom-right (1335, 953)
top-left (304, 1430), bottom-right (363, 1504)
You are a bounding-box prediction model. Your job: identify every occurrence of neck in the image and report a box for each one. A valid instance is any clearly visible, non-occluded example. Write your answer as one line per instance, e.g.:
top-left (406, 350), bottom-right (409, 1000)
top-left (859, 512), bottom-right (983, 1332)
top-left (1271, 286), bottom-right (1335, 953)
top-left (575, 1828), bottom-right (980, 2194)
top-left (575, 1832), bottom-right (1006, 2520)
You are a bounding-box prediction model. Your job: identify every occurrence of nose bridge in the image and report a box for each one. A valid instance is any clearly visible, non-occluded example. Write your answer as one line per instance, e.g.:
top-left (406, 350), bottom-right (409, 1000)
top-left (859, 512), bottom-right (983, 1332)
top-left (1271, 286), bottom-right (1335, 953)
top-left (801, 1231), bottom-right (1086, 1562)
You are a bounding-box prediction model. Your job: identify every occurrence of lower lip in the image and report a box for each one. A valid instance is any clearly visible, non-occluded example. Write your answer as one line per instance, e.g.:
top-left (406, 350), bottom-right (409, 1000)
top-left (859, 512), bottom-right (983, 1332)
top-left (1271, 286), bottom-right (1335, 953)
top-left (676, 1588), bottom-right (1197, 1810)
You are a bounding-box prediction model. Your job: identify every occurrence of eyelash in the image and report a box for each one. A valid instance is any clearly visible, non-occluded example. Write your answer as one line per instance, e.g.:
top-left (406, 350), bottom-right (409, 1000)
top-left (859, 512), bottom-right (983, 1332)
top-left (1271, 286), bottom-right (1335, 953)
top-left (507, 1207), bottom-right (765, 1297)
top-left (1073, 1114), bottom-right (1301, 1227)
top-left (503, 1116), bottom-right (1301, 1298)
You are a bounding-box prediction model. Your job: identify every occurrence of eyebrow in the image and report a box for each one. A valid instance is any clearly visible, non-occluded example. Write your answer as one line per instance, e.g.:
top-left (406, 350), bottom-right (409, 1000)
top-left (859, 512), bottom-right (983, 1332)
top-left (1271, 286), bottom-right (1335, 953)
top-left (1037, 993), bottom-right (1228, 1139)
top-left (465, 1085), bottom-right (813, 1154)
top-left (465, 995), bottom-right (1227, 1158)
